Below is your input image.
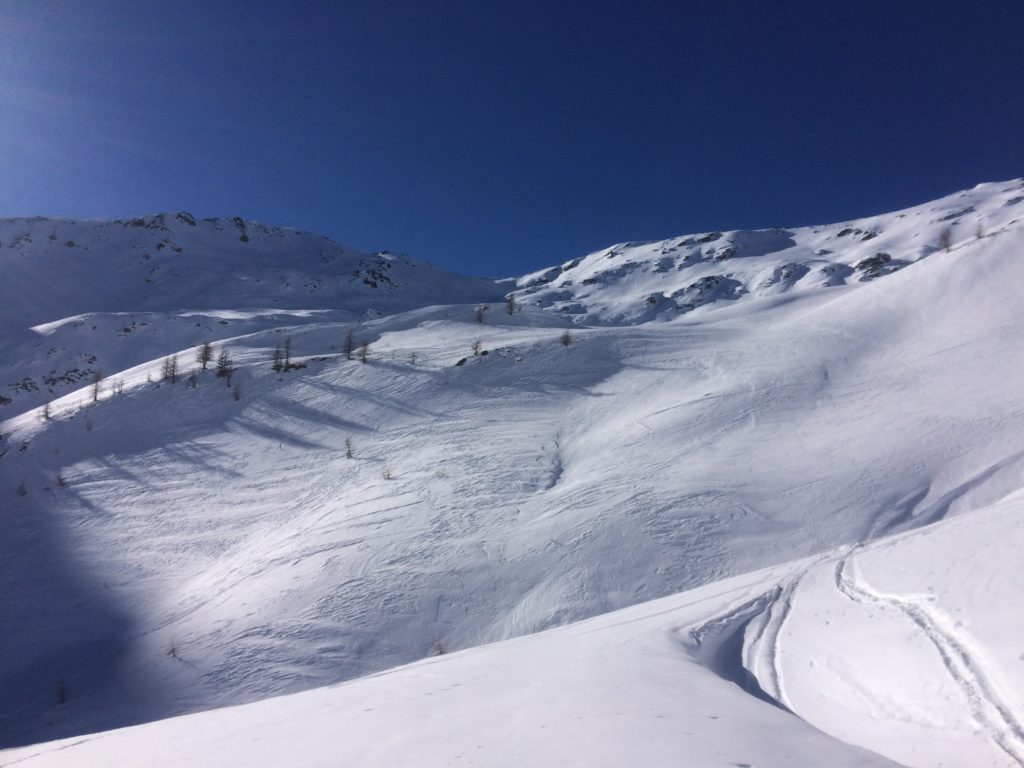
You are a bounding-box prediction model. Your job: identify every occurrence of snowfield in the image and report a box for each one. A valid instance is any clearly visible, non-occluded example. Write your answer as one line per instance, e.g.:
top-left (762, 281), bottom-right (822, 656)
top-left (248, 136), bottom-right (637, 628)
top-left (2, 180), bottom-right (1024, 766)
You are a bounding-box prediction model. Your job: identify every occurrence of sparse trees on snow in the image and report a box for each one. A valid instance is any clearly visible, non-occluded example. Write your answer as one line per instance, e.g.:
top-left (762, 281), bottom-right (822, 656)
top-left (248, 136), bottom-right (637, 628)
top-left (359, 341), bottom-right (370, 364)
top-left (273, 338), bottom-right (303, 373)
top-left (216, 349), bottom-right (235, 383)
top-left (472, 340), bottom-right (482, 356)
top-left (343, 330), bottom-right (355, 360)
top-left (162, 355), bottom-right (178, 384)
top-left (345, 437), bottom-right (354, 459)
top-left (505, 295), bottom-right (517, 315)
top-left (939, 227), bottom-right (953, 252)
top-left (475, 304), bottom-right (490, 323)
top-left (560, 329), bottom-right (573, 347)
top-left (196, 341), bottom-right (214, 371)
top-left (91, 369), bottom-right (104, 401)
top-left (40, 401), bottom-right (51, 421)
top-left (232, 383), bottom-right (242, 401)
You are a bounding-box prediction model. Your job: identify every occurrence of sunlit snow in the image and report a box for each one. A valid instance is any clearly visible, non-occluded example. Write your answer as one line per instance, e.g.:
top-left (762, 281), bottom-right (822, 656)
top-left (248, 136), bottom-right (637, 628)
top-left (2, 181), bottom-right (1024, 766)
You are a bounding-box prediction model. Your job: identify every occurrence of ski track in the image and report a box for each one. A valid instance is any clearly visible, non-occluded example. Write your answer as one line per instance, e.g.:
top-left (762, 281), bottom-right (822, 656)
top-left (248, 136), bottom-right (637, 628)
top-left (835, 553), bottom-right (1024, 767)
top-left (757, 576), bottom-right (801, 710)
top-left (741, 555), bottom-right (838, 712)
top-left (686, 568), bottom-right (812, 713)
top-left (686, 588), bottom-right (778, 653)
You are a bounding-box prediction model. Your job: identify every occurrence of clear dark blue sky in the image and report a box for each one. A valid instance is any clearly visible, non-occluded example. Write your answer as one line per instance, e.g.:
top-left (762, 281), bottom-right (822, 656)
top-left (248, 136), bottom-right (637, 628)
top-left (2, 1), bottom-right (1021, 276)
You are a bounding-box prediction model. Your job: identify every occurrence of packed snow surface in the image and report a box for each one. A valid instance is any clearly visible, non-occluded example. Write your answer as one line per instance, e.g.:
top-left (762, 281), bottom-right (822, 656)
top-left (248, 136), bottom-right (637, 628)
top-left (2, 180), bottom-right (1024, 765)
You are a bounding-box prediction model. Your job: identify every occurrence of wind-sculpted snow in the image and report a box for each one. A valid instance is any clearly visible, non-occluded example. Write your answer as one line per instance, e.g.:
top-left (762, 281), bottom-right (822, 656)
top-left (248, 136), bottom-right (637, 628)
top-left (1, 180), bottom-right (1024, 762)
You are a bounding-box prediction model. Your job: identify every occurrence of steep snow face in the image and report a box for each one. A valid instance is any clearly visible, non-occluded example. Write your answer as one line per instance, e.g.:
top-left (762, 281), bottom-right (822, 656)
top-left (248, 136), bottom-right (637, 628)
top-left (513, 179), bottom-right (1024, 324)
top-left (2, 182), bottom-right (1024, 759)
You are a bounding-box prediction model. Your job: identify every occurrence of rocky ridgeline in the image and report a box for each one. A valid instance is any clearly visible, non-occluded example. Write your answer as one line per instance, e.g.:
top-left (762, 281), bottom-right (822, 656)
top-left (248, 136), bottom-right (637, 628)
top-left (511, 179), bottom-right (1024, 324)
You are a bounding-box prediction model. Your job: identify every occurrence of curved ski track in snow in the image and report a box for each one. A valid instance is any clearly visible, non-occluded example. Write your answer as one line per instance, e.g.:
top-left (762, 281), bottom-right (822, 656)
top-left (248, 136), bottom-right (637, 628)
top-left (746, 576), bottom-right (802, 710)
top-left (835, 553), bottom-right (1024, 767)
top-left (688, 559), bottom-right (826, 713)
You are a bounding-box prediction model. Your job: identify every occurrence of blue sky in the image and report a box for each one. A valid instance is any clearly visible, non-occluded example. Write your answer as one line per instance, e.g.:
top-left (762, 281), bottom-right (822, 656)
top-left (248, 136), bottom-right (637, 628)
top-left (1, 1), bottom-right (1021, 276)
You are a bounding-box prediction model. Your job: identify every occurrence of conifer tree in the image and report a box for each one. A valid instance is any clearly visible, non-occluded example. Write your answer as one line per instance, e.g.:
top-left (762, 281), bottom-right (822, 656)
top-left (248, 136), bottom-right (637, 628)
top-left (216, 349), bottom-right (235, 383)
top-left (196, 341), bottom-right (214, 371)
top-left (162, 356), bottom-right (178, 383)
top-left (91, 369), bottom-right (104, 401)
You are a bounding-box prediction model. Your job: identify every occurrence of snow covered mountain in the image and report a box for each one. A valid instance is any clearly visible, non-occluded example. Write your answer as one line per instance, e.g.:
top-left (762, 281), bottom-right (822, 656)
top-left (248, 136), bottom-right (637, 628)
top-left (512, 179), bottom-right (1023, 324)
top-left (0, 212), bottom-right (502, 414)
top-left (0, 212), bottom-right (501, 328)
top-left (2, 180), bottom-right (1024, 766)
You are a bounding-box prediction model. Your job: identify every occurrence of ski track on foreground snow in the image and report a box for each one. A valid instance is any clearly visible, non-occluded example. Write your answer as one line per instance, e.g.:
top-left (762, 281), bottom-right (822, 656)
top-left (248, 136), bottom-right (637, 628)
top-left (744, 575), bottom-right (802, 710)
top-left (684, 556), bottom-right (821, 712)
top-left (835, 552), bottom-right (1024, 767)
top-left (700, 552), bottom-right (835, 713)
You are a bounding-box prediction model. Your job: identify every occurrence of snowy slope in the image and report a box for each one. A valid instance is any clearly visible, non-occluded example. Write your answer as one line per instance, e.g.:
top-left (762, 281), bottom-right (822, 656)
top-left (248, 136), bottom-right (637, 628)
top-left (2, 181), bottom-right (1024, 763)
top-left (0, 553), bottom-right (903, 768)
top-left (6, 492), bottom-right (1023, 768)
top-left (745, 489), bottom-right (1024, 767)
top-left (0, 213), bottom-right (502, 414)
top-left (514, 180), bottom-right (1024, 324)
top-left (0, 213), bottom-right (501, 328)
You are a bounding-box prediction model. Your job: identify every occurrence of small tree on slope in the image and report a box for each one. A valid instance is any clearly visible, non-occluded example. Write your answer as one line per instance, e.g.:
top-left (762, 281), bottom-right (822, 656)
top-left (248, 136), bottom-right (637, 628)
top-left (216, 349), bottom-right (235, 383)
top-left (91, 369), bottom-right (104, 401)
top-left (343, 330), bottom-right (355, 361)
top-left (196, 341), bottom-right (214, 371)
top-left (161, 356), bottom-right (178, 384)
